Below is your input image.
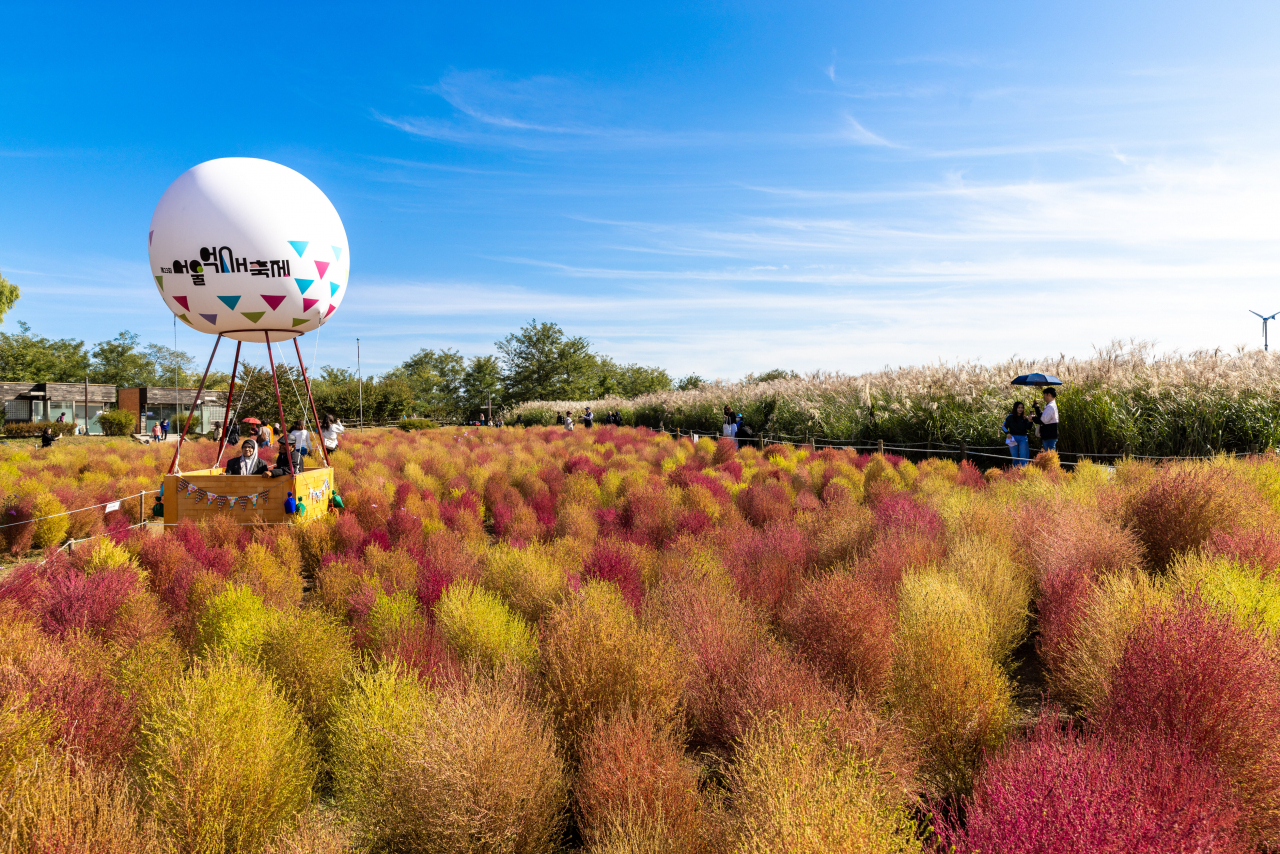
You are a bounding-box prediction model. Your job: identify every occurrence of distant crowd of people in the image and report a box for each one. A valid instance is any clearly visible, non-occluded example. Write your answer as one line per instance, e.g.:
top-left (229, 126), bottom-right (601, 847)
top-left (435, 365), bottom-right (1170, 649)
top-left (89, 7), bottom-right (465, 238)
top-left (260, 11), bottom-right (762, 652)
top-left (221, 412), bottom-right (345, 475)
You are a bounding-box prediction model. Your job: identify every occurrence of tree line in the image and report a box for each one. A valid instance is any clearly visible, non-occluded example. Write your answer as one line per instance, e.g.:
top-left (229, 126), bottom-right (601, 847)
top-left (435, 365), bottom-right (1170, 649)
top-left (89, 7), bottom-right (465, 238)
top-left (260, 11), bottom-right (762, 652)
top-left (0, 318), bottom-right (701, 424)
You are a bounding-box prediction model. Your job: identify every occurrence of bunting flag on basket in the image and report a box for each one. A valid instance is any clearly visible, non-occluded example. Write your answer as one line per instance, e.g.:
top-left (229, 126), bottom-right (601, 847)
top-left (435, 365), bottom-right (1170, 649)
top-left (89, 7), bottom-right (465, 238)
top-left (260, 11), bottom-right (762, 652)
top-left (206, 492), bottom-right (217, 506)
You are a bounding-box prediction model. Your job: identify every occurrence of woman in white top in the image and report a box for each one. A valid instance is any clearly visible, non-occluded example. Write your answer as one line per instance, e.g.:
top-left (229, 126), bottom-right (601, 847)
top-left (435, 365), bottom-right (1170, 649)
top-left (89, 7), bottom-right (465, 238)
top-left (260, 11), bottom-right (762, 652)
top-left (321, 413), bottom-right (345, 452)
top-left (288, 420), bottom-right (311, 457)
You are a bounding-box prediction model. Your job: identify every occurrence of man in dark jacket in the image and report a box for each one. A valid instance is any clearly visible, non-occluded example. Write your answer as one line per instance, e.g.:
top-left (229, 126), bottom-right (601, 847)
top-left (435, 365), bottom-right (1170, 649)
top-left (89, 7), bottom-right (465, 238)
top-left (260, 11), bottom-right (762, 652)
top-left (225, 439), bottom-right (269, 475)
top-left (265, 436), bottom-right (304, 478)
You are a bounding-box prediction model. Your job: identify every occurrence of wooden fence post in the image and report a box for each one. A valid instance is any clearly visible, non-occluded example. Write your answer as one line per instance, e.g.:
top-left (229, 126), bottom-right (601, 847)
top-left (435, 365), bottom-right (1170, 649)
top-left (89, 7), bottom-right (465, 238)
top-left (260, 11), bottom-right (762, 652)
top-left (877, 439), bottom-right (884, 456)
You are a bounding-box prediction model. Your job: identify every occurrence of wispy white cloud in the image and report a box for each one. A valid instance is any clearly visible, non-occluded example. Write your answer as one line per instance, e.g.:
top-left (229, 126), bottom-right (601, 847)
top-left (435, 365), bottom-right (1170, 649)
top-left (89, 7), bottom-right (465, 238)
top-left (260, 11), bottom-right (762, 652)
top-left (841, 114), bottom-right (896, 147)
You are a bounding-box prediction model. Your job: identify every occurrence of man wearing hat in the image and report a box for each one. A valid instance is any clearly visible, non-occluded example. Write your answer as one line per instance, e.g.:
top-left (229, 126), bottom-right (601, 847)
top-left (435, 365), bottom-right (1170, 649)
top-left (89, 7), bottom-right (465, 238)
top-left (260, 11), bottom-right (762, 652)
top-left (264, 435), bottom-right (305, 478)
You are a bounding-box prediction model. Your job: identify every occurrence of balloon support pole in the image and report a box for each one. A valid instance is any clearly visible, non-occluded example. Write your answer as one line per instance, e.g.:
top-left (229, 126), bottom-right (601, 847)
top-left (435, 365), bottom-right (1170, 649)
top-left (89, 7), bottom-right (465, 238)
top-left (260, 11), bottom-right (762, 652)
top-left (167, 334), bottom-right (222, 475)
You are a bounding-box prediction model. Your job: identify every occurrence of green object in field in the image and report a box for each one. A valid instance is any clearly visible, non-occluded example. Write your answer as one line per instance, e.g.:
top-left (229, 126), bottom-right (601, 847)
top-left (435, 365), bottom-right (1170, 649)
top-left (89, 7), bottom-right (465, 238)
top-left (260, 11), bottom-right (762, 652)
top-left (151, 499), bottom-right (164, 518)
top-left (294, 502), bottom-right (306, 516)
top-left (330, 493), bottom-right (344, 510)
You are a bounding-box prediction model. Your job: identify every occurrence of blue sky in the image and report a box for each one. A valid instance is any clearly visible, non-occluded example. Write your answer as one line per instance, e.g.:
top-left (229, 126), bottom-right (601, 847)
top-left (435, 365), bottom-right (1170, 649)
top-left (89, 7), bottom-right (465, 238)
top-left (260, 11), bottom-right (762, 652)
top-left (3, 2), bottom-right (1280, 379)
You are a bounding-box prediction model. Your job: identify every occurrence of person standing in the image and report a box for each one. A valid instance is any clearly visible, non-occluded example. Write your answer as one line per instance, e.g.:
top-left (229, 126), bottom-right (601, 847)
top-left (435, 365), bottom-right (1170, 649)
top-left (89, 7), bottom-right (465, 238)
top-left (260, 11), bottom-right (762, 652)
top-left (1033, 388), bottom-right (1059, 453)
top-left (289, 420), bottom-right (310, 458)
top-left (565, 410), bottom-right (575, 431)
top-left (321, 413), bottom-right (345, 454)
top-left (160, 418), bottom-right (169, 440)
top-left (1002, 401), bottom-right (1033, 467)
top-left (584, 407), bottom-right (594, 429)
top-left (56, 413), bottom-right (65, 423)
top-left (151, 422), bottom-right (161, 442)
top-left (227, 420), bottom-right (241, 446)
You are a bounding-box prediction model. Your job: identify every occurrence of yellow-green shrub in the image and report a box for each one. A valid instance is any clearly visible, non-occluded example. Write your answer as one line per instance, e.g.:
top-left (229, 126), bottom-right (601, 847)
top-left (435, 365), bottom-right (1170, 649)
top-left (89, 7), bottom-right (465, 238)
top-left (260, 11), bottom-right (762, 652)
top-left (539, 581), bottom-right (685, 760)
top-left (891, 572), bottom-right (1014, 795)
top-left (481, 542), bottom-right (571, 623)
top-left (368, 677), bottom-right (570, 854)
top-left (136, 655), bottom-right (317, 854)
top-left (192, 584), bottom-right (272, 659)
top-left (259, 608), bottom-right (357, 738)
top-left (726, 714), bottom-right (922, 854)
top-left (1171, 552), bottom-right (1280, 639)
top-left (938, 536), bottom-right (1032, 662)
top-left (30, 492), bottom-right (68, 549)
top-left (0, 754), bottom-right (162, 854)
top-left (232, 543), bottom-right (303, 610)
top-left (435, 580), bottom-right (539, 672)
top-left (327, 664), bottom-right (430, 830)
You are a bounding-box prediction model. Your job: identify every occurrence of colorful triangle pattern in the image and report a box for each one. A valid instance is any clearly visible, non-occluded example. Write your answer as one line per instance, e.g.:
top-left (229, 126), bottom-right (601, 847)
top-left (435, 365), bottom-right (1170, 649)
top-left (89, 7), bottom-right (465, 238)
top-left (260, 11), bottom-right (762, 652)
top-left (314, 261), bottom-right (330, 281)
top-left (261, 294), bottom-right (286, 310)
top-left (302, 298), bottom-right (319, 311)
top-left (332, 245), bottom-right (342, 260)
top-left (148, 230), bottom-right (154, 246)
top-left (155, 275), bottom-right (163, 290)
top-left (292, 317), bottom-right (309, 328)
top-left (324, 304), bottom-right (336, 318)
top-left (174, 295), bottom-right (190, 311)
top-left (330, 282), bottom-right (340, 297)
top-left (177, 313), bottom-right (192, 326)
top-left (241, 311), bottom-right (266, 323)
top-left (295, 278), bottom-right (314, 294)
top-left (217, 295), bottom-right (241, 309)
top-left (200, 313), bottom-right (218, 325)
top-left (288, 240), bottom-right (309, 257)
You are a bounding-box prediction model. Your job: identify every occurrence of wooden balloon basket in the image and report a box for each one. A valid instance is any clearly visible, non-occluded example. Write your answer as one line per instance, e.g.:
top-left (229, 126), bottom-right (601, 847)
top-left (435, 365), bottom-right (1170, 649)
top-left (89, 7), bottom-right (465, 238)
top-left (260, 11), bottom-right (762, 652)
top-left (161, 329), bottom-right (336, 528)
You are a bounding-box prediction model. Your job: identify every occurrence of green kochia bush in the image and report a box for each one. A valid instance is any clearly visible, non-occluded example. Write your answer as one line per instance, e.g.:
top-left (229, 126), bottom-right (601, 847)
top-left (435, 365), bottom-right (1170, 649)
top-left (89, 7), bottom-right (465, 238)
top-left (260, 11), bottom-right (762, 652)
top-left (192, 584), bottom-right (272, 659)
top-left (434, 580), bottom-right (539, 672)
top-left (135, 655), bottom-right (317, 854)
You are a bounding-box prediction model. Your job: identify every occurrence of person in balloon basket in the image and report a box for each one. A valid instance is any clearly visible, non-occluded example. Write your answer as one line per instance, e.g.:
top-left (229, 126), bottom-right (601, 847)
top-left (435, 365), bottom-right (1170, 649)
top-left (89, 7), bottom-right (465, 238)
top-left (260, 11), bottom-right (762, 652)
top-left (225, 439), bottom-right (269, 475)
top-left (1001, 401), bottom-right (1034, 467)
top-left (264, 436), bottom-right (304, 478)
top-left (1032, 388), bottom-right (1059, 453)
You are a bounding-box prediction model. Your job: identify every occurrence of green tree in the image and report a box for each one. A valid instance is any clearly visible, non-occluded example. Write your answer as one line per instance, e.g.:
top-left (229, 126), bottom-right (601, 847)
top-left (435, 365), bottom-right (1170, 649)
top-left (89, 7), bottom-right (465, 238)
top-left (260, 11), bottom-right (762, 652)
top-left (0, 322), bottom-right (89, 382)
top-left (461, 355), bottom-right (503, 420)
top-left (497, 320), bottom-right (595, 404)
top-left (676, 374), bottom-right (705, 391)
top-left (594, 357), bottom-right (672, 398)
top-left (89, 332), bottom-right (154, 388)
top-left (390, 348), bottom-right (466, 419)
top-left (144, 343), bottom-right (196, 387)
top-left (0, 271), bottom-right (19, 325)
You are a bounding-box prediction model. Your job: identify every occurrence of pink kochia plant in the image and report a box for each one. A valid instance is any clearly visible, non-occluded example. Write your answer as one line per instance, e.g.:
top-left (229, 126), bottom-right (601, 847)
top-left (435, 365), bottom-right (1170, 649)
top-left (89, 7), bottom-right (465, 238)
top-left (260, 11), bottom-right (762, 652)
top-left (936, 711), bottom-right (1248, 854)
top-left (584, 539), bottom-right (643, 612)
top-left (1096, 596), bottom-right (1280, 844)
top-left (40, 566), bottom-right (137, 638)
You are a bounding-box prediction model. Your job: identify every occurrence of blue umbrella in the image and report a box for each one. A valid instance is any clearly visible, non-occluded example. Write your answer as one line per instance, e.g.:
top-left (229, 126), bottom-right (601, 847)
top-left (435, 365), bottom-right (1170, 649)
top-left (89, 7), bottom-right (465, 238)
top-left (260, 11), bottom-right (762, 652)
top-left (1010, 373), bottom-right (1063, 387)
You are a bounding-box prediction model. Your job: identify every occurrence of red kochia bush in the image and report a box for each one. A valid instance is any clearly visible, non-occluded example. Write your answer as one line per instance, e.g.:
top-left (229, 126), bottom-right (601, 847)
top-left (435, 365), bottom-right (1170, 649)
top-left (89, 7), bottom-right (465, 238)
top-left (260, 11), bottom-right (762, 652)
top-left (0, 560), bottom-right (47, 611)
top-left (780, 572), bottom-right (895, 700)
top-left (936, 712), bottom-right (1248, 854)
top-left (1203, 525), bottom-right (1280, 574)
top-left (1123, 466), bottom-right (1245, 570)
top-left (736, 481), bottom-right (793, 527)
top-left (1096, 597), bottom-right (1280, 844)
top-left (41, 567), bottom-right (137, 638)
top-left (726, 522), bottom-right (807, 615)
top-left (584, 539), bottom-right (644, 612)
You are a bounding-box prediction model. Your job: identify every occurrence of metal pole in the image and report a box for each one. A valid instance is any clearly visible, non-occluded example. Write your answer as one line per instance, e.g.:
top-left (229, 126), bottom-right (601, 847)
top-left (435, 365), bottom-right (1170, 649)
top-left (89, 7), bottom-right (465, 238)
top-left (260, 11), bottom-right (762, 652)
top-left (84, 376), bottom-right (88, 435)
top-left (294, 337), bottom-right (331, 469)
top-left (357, 338), bottom-right (364, 431)
top-left (263, 332), bottom-right (295, 475)
top-left (167, 334), bottom-right (221, 475)
top-left (215, 340), bottom-right (242, 467)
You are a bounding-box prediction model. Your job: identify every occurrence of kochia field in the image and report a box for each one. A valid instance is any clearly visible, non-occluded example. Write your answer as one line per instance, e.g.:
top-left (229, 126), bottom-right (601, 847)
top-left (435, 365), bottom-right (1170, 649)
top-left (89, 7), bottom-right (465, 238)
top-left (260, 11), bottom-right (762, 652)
top-left (1, 425), bottom-right (1279, 853)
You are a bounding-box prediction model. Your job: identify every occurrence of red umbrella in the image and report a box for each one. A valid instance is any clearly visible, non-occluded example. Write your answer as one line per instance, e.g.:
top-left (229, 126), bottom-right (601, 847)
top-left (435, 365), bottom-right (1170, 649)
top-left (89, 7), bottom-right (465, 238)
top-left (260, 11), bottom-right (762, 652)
top-left (240, 417), bottom-right (262, 425)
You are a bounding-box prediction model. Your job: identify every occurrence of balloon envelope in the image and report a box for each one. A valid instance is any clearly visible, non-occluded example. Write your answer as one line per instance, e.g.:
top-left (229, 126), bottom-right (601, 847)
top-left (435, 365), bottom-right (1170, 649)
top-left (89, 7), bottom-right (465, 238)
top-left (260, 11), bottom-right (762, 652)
top-left (148, 158), bottom-right (349, 342)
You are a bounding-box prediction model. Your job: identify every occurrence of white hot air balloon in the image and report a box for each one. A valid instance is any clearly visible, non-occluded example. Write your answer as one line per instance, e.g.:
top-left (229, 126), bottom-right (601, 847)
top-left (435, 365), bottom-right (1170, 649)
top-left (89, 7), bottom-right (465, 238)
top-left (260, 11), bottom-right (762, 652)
top-left (149, 157), bottom-right (349, 340)
top-left (149, 158), bottom-right (346, 489)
